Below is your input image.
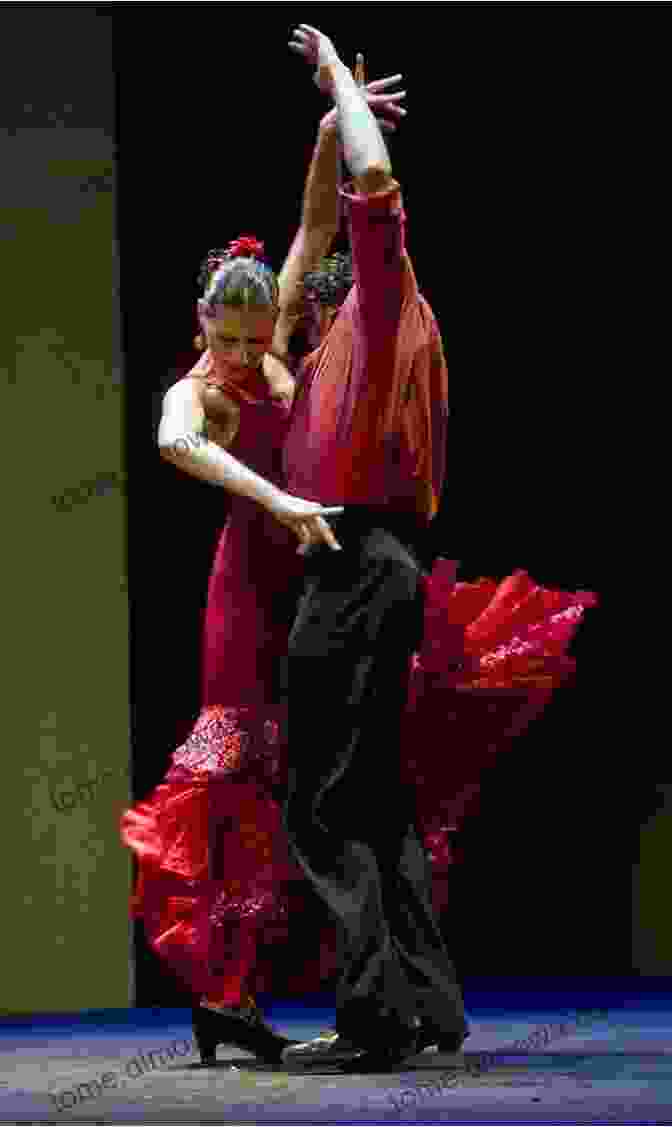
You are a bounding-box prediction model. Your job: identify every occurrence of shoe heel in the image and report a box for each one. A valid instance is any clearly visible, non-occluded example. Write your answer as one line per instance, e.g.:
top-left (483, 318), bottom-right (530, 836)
top-left (192, 1007), bottom-right (217, 1066)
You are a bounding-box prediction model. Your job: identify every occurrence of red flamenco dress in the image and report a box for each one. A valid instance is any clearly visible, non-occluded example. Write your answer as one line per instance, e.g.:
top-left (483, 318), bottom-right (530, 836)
top-left (403, 561), bottom-right (598, 917)
top-left (121, 361), bottom-right (598, 1006)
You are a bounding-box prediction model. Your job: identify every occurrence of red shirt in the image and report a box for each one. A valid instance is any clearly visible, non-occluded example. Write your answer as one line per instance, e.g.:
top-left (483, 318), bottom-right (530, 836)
top-left (283, 180), bottom-right (449, 523)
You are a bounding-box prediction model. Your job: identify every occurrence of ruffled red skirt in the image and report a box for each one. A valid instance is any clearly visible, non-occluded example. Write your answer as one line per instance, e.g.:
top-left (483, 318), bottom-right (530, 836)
top-left (121, 562), bottom-right (597, 1003)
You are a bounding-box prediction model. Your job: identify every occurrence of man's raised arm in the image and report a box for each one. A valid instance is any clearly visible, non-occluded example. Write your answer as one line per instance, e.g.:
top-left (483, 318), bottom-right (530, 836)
top-left (289, 25), bottom-right (396, 196)
top-left (290, 25), bottom-right (411, 329)
top-left (274, 55), bottom-right (407, 357)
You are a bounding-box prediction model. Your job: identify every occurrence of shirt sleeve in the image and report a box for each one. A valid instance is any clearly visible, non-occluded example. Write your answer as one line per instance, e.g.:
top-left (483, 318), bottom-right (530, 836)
top-left (339, 179), bottom-right (417, 339)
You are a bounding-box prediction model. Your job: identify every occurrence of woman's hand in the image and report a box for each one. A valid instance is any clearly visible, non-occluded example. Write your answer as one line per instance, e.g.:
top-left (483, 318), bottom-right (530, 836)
top-left (264, 492), bottom-right (344, 553)
top-left (289, 23), bottom-right (342, 93)
top-left (320, 72), bottom-right (407, 135)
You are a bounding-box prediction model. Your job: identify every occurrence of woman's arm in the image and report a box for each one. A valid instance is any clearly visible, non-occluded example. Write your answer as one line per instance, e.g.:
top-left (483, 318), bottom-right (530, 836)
top-left (158, 377), bottom-right (344, 550)
top-left (273, 122), bottom-right (342, 358)
top-left (158, 378), bottom-right (283, 508)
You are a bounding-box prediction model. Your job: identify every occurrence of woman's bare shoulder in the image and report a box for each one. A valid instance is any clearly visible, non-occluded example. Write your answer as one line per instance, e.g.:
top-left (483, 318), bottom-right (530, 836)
top-left (163, 375), bottom-right (205, 406)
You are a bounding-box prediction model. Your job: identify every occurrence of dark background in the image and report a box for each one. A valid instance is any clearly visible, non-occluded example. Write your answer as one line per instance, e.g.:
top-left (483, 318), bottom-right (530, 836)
top-left (113, 6), bottom-right (655, 1000)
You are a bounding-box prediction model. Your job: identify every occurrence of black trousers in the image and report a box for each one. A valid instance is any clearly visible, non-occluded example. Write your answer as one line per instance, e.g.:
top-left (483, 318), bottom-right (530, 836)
top-left (282, 507), bottom-right (467, 1051)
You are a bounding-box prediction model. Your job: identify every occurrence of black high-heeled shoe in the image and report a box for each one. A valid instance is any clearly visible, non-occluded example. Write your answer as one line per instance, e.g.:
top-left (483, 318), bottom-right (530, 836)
top-left (192, 1004), bottom-right (297, 1066)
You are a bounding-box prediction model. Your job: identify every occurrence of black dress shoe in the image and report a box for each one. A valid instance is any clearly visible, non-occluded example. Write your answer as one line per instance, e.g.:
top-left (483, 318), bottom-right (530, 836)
top-left (338, 1020), bottom-right (421, 1073)
top-left (416, 1021), bottom-right (468, 1054)
top-left (192, 1004), bottom-right (297, 1065)
top-left (281, 1030), bottom-right (366, 1067)
top-left (283, 1020), bottom-right (420, 1073)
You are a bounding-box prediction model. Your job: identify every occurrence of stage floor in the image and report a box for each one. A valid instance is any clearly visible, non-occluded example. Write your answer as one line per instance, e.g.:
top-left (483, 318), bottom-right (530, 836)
top-left (2, 997), bottom-right (672, 1124)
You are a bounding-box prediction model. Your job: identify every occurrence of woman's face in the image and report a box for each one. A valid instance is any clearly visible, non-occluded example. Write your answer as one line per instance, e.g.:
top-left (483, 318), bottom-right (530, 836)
top-left (202, 306), bottom-right (277, 377)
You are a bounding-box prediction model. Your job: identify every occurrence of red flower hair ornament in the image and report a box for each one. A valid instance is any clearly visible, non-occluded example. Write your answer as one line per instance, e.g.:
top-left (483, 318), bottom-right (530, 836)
top-left (202, 236), bottom-right (266, 288)
top-left (225, 234), bottom-right (266, 261)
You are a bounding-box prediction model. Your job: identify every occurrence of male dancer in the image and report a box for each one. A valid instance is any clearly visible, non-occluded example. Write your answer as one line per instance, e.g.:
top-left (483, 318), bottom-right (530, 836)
top-left (278, 25), bottom-right (468, 1070)
top-left (149, 53), bottom-right (412, 1065)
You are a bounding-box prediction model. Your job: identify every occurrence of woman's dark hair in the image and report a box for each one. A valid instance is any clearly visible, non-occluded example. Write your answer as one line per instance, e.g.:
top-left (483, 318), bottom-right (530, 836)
top-left (194, 242), bottom-right (278, 350)
top-left (303, 251), bottom-right (353, 308)
top-left (197, 245), bottom-right (278, 310)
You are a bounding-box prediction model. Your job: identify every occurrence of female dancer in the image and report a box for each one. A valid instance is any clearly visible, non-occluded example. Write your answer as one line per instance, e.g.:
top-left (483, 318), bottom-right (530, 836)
top-left (122, 236), bottom-right (338, 1064)
top-left (121, 73), bottom-right (598, 1067)
top-left (122, 236), bottom-right (597, 1065)
top-left (121, 69), bottom-right (412, 1065)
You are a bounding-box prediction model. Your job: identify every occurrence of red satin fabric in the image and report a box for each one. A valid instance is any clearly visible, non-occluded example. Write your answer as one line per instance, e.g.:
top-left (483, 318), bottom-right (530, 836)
top-left (122, 365), bottom-right (597, 1002)
top-left (122, 561), bottom-right (597, 1001)
top-left (283, 182), bottom-right (448, 522)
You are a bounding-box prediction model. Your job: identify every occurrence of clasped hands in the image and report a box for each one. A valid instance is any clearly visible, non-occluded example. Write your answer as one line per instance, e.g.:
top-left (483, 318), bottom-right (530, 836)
top-left (290, 23), bottom-right (407, 135)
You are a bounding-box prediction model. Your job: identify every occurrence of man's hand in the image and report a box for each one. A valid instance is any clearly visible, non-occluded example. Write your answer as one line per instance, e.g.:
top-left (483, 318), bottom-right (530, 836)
top-left (289, 27), bottom-right (393, 189)
top-left (320, 73), bottom-right (407, 135)
top-left (289, 24), bottom-right (342, 94)
top-left (264, 493), bottom-right (344, 553)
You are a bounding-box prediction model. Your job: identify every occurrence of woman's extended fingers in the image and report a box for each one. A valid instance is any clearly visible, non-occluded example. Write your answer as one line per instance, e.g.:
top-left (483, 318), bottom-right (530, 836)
top-left (314, 515), bottom-right (343, 551)
top-left (375, 90), bottom-right (407, 103)
top-left (286, 505), bottom-right (344, 552)
top-left (375, 100), bottom-right (407, 117)
top-left (366, 74), bottom-right (403, 93)
top-left (295, 514), bottom-right (343, 552)
top-left (369, 92), bottom-right (407, 110)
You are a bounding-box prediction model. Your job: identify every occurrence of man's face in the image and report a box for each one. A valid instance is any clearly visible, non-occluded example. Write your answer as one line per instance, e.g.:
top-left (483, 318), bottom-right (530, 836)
top-left (298, 252), bottom-right (352, 352)
top-left (293, 297), bottom-right (341, 353)
top-left (317, 305), bottom-right (339, 342)
top-left (202, 306), bottom-right (277, 375)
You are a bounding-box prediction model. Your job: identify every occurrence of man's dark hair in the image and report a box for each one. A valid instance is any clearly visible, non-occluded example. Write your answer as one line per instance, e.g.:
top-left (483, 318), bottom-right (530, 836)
top-left (303, 252), bottom-right (353, 308)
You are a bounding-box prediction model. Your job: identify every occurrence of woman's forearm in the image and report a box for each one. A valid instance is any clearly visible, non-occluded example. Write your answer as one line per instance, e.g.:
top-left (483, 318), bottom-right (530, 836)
top-left (159, 436), bottom-right (282, 510)
top-left (324, 59), bottom-right (391, 182)
top-left (275, 124), bottom-right (342, 347)
top-left (302, 121), bottom-right (342, 233)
